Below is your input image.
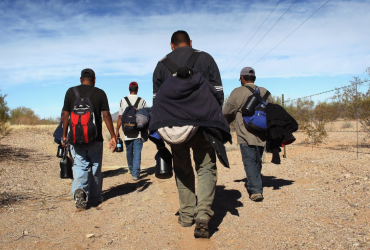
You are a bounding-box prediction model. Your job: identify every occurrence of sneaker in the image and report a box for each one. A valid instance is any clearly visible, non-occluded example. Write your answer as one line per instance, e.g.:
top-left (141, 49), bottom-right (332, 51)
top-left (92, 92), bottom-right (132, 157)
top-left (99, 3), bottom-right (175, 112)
top-left (74, 189), bottom-right (87, 210)
top-left (178, 216), bottom-right (194, 227)
top-left (250, 193), bottom-right (264, 202)
top-left (133, 176), bottom-right (139, 181)
top-left (194, 219), bottom-right (209, 238)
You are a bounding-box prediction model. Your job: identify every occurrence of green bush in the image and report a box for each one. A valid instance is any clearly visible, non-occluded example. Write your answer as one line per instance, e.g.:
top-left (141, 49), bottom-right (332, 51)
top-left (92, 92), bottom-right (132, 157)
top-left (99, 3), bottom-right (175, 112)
top-left (10, 107), bottom-right (40, 125)
top-left (0, 91), bottom-right (11, 138)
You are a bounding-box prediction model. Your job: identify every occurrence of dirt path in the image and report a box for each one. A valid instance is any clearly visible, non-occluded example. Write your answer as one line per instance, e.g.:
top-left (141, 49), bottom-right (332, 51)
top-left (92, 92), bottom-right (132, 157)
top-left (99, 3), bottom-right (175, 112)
top-left (0, 125), bottom-right (369, 249)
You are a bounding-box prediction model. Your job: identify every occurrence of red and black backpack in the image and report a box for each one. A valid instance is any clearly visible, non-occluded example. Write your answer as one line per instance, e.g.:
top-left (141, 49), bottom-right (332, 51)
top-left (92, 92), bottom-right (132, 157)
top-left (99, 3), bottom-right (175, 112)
top-left (68, 87), bottom-right (97, 146)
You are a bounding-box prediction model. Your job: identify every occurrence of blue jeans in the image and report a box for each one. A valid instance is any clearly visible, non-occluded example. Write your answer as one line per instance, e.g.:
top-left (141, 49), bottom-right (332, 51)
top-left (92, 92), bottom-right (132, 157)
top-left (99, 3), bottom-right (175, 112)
top-left (70, 141), bottom-right (103, 203)
top-left (125, 139), bottom-right (143, 178)
top-left (240, 144), bottom-right (264, 195)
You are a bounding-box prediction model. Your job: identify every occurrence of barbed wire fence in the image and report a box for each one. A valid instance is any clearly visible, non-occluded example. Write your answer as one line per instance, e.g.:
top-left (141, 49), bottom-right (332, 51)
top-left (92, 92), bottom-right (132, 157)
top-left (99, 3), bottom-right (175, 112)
top-left (281, 82), bottom-right (370, 159)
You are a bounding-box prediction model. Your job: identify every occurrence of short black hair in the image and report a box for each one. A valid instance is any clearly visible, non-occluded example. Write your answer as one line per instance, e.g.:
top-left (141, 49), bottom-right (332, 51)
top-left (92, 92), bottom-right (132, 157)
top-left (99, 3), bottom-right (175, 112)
top-left (129, 87), bottom-right (138, 93)
top-left (80, 77), bottom-right (94, 84)
top-left (242, 75), bottom-right (256, 82)
top-left (171, 30), bottom-right (191, 46)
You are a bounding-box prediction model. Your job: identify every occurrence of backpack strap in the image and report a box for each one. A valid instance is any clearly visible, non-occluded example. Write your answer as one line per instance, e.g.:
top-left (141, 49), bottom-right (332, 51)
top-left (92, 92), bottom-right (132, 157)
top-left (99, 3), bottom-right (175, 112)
top-left (72, 87), bottom-right (80, 98)
top-left (161, 57), bottom-right (179, 74)
top-left (262, 90), bottom-right (270, 102)
top-left (124, 97), bottom-right (133, 107)
top-left (133, 97), bottom-right (141, 109)
top-left (184, 51), bottom-right (201, 69)
top-left (244, 85), bottom-right (255, 94)
top-left (244, 85), bottom-right (270, 101)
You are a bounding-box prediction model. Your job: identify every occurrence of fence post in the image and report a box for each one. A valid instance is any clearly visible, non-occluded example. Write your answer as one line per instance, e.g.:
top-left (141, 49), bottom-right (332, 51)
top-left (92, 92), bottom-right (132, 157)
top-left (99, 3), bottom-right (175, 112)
top-left (282, 94), bottom-right (286, 158)
top-left (356, 83), bottom-right (359, 159)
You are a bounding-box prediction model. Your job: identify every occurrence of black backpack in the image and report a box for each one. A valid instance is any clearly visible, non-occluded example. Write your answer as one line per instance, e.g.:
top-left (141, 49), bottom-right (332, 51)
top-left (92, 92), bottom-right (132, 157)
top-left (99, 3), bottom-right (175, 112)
top-left (160, 50), bottom-right (202, 82)
top-left (68, 87), bottom-right (97, 146)
top-left (121, 97), bottom-right (141, 132)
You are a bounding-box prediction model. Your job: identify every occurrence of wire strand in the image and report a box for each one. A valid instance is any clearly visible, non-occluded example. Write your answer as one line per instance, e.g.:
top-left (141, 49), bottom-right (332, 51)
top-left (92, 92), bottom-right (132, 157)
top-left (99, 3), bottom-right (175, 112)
top-left (253, 0), bottom-right (330, 66)
top-left (221, 0), bottom-right (275, 74)
top-left (229, 0), bottom-right (297, 74)
top-left (222, 0), bottom-right (282, 76)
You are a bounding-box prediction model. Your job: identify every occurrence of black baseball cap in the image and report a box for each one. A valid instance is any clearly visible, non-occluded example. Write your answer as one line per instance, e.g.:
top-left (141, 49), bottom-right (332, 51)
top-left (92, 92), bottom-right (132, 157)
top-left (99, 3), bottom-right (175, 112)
top-left (81, 68), bottom-right (95, 78)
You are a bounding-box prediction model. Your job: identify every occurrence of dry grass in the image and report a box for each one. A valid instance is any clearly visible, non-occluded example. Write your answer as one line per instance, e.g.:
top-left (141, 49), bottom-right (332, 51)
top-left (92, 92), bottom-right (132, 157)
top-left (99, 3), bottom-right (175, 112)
top-left (10, 124), bottom-right (57, 133)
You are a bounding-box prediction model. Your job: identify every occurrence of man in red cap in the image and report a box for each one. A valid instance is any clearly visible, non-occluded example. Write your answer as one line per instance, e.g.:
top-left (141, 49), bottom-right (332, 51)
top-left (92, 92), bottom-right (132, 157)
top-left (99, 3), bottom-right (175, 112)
top-left (115, 82), bottom-right (147, 180)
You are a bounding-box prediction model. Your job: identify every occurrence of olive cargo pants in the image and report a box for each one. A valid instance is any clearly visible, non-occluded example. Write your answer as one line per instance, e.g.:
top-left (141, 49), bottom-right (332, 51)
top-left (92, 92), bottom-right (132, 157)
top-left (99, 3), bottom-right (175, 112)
top-left (170, 132), bottom-right (217, 223)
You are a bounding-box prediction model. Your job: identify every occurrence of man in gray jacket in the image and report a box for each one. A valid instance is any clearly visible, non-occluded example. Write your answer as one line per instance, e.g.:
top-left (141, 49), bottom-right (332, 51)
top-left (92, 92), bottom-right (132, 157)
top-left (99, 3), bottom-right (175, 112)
top-left (152, 30), bottom-right (224, 238)
top-left (223, 67), bottom-right (272, 202)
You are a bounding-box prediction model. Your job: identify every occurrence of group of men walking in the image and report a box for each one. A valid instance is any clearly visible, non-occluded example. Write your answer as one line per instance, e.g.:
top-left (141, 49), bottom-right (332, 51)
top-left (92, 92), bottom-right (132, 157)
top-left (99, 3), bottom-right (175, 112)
top-left (61, 30), bottom-right (272, 238)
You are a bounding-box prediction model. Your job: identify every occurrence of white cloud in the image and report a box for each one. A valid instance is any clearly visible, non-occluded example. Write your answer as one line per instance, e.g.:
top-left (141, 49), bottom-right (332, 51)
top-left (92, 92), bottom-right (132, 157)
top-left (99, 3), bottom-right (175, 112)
top-left (0, 0), bottom-right (369, 88)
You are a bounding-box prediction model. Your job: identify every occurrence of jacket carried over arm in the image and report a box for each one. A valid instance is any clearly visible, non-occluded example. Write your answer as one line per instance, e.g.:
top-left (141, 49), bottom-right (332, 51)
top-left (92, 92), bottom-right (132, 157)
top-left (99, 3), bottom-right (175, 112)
top-left (150, 63), bottom-right (231, 168)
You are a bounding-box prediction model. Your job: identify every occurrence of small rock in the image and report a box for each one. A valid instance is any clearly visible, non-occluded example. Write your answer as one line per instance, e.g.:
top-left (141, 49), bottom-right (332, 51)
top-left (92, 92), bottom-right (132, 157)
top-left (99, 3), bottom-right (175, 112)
top-left (86, 234), bottom-right (95, 238)
top-left (345, 174), bottom-right (351, 179)
top-left (107, 240), bottom-right (113, 245)
top-left (24, 230), bottom-right (29, 235)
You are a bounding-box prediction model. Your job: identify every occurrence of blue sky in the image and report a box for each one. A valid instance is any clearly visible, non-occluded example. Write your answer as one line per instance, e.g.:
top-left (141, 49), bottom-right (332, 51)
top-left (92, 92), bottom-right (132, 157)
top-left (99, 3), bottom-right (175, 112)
top-left (0, 0), bottom-right (369, 118)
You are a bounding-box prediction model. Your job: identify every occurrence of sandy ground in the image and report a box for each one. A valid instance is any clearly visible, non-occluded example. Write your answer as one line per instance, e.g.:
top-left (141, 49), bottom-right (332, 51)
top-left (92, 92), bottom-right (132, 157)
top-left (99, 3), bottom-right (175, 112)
top-left (0, 121), bottom-right (369, 249)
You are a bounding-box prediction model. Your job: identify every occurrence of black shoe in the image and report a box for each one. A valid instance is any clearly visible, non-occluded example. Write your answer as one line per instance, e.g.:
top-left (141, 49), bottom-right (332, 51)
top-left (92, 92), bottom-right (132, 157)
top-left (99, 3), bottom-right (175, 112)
top-left (74, 189), bottom-right (87, 210)
top-left (194, 219), bottom-right (209, 238)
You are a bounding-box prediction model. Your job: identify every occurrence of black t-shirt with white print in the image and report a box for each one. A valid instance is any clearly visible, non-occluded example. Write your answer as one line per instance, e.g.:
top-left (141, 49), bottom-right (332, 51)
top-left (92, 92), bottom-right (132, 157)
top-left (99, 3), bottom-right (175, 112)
top-left (63, 85), bottom-right (109, 142)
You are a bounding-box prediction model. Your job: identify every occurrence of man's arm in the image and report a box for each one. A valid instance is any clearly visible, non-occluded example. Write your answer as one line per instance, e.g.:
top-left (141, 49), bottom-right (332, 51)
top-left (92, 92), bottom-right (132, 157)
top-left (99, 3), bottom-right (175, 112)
top-left (205, 53), bottom-right (224, 106)
top-left (116, 115), bottom-right (122, 138)
top-left (222, 92), bottom-right (238, 124)
top-left (102, 111), bottom-right (116, 152)
top-left (61, 110), bottom-right (70, 147)
top-left (153, 62), bottom-right (164, 102)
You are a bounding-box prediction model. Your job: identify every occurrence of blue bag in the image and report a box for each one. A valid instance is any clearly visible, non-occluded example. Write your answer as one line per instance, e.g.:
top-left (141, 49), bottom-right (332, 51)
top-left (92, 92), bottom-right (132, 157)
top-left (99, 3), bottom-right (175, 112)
top-left (242, 86), bottom-right (270, 132)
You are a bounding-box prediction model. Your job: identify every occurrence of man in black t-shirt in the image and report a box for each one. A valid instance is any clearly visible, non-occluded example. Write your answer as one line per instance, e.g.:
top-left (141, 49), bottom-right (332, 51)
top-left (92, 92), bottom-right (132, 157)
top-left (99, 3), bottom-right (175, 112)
top-left (62, 68), bottom-right (116, 210)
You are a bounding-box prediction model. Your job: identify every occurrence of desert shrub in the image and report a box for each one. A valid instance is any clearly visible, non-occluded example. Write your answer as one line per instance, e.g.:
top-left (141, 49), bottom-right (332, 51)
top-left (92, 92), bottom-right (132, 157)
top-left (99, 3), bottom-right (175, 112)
top-left (284, 98), bottom-right (330, 144)
top-left (332, 68), bottom-right (370, 133)
top-left (10, 107), bottom-right (40, 125)
top-left (39, 117), bottom-right (60, 125)
top-left (341, 121), bottom-right (353, 129)
top-left (272, 95), bottom-right (282, 106)
top-left (0, 91), bottom-right (11, 138)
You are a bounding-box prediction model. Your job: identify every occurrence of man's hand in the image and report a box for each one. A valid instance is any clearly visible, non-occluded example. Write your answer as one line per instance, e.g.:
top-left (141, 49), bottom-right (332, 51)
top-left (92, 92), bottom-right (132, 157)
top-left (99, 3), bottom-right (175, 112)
top-left (61, 136), bottom-right (68, 148)
top-left (109, 137), bottom-right (117, 153)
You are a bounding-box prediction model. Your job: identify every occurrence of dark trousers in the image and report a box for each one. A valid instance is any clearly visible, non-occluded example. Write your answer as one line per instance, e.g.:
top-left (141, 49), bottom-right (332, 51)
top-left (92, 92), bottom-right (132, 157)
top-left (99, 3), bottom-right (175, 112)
top-left (240, 144), bottom-right (264, 195)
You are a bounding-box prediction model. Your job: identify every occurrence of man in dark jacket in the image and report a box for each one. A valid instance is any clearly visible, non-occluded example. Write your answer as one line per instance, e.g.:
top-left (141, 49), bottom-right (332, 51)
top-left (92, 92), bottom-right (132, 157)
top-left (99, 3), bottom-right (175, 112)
top-left (152, 30), bottom-right (224, 238)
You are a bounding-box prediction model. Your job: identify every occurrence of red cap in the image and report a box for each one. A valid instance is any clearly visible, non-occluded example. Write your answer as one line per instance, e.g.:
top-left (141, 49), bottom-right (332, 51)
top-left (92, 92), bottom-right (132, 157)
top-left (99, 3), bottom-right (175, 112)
top-left (129, 81), bottom-right (138, 88)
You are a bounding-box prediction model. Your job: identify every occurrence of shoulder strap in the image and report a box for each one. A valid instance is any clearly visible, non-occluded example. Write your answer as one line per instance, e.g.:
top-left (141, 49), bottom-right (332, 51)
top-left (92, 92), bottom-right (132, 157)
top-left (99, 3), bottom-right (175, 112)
top-left (262, 90), bottom-right (270, 102)
top-left (124, 97), bottom-right (132, 107)
top-left (85, 87), bottom-right (95, 99)
top-left (133, 97), bottom-right (141, 108)
top-left (72, 87), bottom-right (80, 98)
top-left (244, 85), bottom-right (255, 94)
top-left (161, 57), bottom-right (179, 74)
top-left (184, 51), bottom-right (201, 69)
